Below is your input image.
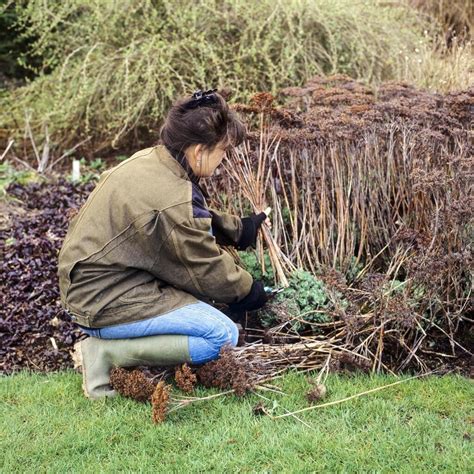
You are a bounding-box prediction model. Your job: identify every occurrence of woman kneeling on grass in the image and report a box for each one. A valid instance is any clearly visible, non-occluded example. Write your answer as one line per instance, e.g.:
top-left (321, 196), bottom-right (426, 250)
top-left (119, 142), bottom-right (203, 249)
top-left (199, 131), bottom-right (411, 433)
top-left (58, 89), bottom-right (270, 399)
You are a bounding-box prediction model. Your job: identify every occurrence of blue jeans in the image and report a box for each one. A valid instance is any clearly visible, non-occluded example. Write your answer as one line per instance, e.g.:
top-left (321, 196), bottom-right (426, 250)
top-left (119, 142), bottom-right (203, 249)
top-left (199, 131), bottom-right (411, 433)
top-left (79, 301), bottom-right (239, 364)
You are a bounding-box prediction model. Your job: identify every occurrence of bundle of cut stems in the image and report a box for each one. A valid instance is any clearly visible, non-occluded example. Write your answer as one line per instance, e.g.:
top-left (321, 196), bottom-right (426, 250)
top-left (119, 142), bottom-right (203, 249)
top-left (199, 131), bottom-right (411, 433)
top-left (234, 338), bottom-right (364, 382)
top-left (225, 113), bottom-right (294, 286)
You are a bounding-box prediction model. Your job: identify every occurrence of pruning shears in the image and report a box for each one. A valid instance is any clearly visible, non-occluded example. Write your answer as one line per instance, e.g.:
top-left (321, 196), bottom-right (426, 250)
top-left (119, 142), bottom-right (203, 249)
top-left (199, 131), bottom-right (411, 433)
top-left (264, 286), bottom-right (285, 298)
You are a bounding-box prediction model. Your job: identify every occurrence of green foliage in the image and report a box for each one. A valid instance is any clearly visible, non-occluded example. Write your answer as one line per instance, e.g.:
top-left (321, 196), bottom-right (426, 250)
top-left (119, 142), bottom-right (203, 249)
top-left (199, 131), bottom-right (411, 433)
top-left (115, 154), bottom-right (129, 162)
top-left (237, 250), bottom-right (274, 286)
top-left (0, 161), bottom-right (42, 197)
top-left (238, 253), bottom-right (341, 332)
top-left (344, 256), bottom-right (365, 284)
top-left (1, 0), bottom-right (431, 151)
top-left (259, 270), bottom-right (334, 331)
top-left (385, 279), bottom-right (406, 294)
top-left (283, 270), bottom-right (330, 313)
top-left (0, 1), bottom-right (42, 86)
top-left (64, 157), bottom-right (105, 185)
top-left (88, 157), bottom-right (106, 171)
top-left (281, 206), bottom-right (292, 226)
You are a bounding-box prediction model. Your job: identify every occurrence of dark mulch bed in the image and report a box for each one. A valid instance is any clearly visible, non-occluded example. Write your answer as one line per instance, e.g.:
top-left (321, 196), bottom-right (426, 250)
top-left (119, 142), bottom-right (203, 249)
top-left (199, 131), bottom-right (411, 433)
top-left (1, 179), bottom-right (94, 374)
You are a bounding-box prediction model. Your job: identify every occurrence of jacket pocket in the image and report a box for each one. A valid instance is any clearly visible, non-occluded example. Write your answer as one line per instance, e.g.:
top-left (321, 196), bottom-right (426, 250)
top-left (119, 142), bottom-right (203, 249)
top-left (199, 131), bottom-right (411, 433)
top-left (117, 279), bottom-right (164, 304)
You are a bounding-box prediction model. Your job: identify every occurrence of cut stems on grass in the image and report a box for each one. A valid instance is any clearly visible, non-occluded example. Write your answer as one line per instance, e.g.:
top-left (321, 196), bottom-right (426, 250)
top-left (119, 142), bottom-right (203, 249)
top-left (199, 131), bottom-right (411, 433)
top-left (273, 371), bottom-right (436, 419)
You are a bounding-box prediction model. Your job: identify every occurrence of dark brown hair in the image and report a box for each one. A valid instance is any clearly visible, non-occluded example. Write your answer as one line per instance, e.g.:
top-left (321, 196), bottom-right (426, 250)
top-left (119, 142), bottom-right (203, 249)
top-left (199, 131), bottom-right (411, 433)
top-left (159, 91), bottom-right (246, 153)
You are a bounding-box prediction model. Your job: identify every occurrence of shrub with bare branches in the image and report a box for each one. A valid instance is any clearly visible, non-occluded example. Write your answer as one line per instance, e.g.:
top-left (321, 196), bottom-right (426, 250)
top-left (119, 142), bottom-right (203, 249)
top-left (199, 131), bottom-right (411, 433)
top-left (208, 75), bottom-right (473, 372)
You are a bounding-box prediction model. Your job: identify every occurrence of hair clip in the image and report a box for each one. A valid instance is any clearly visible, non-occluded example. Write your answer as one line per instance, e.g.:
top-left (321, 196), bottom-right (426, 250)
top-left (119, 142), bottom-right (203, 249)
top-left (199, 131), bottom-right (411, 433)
top-left (185, 88), bottom-right (218, 110)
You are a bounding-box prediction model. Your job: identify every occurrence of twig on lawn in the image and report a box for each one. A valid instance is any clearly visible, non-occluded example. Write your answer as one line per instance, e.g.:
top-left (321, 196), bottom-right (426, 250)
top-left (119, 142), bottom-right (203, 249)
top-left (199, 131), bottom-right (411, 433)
top-left (252, 391), bottom-right (313, 429)
top-left (273, 371), bottom-right (436, 419)
top-left (166, 389), bottom-right (235, 413)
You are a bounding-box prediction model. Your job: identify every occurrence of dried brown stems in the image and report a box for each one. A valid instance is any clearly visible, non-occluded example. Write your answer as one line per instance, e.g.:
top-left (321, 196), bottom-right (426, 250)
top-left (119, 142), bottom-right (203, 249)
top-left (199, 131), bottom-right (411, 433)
top-left (208, 75), bottom-right (472, 372)
top-left (197, 346), bottom-right (256, 396)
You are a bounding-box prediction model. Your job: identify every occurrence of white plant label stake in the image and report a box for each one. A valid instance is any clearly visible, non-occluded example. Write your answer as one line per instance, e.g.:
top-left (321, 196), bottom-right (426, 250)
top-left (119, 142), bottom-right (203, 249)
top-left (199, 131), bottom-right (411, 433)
top-left (72, 159), bottom-right (81, 182)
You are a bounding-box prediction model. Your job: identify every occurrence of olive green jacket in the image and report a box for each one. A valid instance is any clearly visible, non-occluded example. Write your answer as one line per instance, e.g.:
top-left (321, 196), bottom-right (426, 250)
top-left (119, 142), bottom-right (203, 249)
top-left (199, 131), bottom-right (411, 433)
top-left (57, 145), bottom-right (253, 328)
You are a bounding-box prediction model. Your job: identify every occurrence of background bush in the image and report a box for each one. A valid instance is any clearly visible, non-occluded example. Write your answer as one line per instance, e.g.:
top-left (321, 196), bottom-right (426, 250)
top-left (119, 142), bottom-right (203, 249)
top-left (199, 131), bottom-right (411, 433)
top-left (407, 0), bottom-right (472, 44)
top-left (1, 0), bottom-right (440, 153)
top-left (0, 1), bottom-right (41, 89)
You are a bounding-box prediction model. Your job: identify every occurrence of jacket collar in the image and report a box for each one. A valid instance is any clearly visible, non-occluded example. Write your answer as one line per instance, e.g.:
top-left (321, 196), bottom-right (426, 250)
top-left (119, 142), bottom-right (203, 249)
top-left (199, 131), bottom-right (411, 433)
top-left (162, 145), bottom-right (201, 186)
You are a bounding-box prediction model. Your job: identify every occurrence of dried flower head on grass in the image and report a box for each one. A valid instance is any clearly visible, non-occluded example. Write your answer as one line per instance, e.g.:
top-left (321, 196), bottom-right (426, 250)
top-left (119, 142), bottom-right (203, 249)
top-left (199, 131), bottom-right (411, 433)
top-left (197, 346), bottom-right (256, 397)
top-left (306, 384), bottom-right (327, 403)
top-left (151, 381), bottom-right (171, 424)
top-left (109, 367), bottom-right (155, 402)
top-left (175, 363), bottom-right (197, 393)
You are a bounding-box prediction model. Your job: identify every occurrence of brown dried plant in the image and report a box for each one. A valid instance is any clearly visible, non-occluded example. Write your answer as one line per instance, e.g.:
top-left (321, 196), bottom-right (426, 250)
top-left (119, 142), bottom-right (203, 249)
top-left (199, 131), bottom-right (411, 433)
top-left (207, 75), bottom-right (472, 373)
top-left (174, 363), bottom-right (197, 393)
top-left (197, 346), bottom-right (256, 397)
top-left (151, 381), bottom-right (171, 424)
top-left (306, 384), bottom-right (327, 403)
top-left (109, 367), bottom-right (155, 402)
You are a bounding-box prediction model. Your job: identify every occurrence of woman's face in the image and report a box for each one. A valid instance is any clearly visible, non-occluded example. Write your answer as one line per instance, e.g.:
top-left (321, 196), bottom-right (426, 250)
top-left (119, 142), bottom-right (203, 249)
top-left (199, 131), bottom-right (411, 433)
top-left (186, 141), bottom-right (228, 177)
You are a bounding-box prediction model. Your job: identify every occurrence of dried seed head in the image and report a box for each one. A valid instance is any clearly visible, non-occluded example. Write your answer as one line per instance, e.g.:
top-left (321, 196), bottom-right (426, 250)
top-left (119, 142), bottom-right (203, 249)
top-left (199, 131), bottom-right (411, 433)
top-left (306, 383), bottom-right (327, 403)
top-left (175, 363), bottom-right (197, 393)
top-left (252, 401), bottom-right (267, 416)
top-left (250, 92), bottom-right (275, 111)
top-left (196, 346), bottom-right (256, 397)
top-left (109, 367), bottom-right (155, 402)
top-left (151, 381), bottom-right (171, 424)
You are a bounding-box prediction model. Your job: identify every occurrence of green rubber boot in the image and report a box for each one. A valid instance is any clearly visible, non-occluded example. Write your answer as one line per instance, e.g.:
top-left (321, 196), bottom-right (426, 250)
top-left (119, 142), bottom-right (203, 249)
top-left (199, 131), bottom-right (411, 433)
top-left (72, 334), bottom-right (191, 400)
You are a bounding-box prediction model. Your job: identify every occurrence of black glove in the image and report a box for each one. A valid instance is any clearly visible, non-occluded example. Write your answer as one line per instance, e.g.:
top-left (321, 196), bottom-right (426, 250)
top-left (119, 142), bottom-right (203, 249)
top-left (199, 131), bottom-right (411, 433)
top-left (236, 212), bottom-right (267, 250)
top-left (229, 280), bottom-right (268, 312)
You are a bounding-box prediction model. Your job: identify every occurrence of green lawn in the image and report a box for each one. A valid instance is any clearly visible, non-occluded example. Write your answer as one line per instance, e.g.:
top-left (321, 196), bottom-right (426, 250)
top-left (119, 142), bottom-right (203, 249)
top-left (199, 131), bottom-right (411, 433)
top-left (1, 371), bottom-right (472, 472)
